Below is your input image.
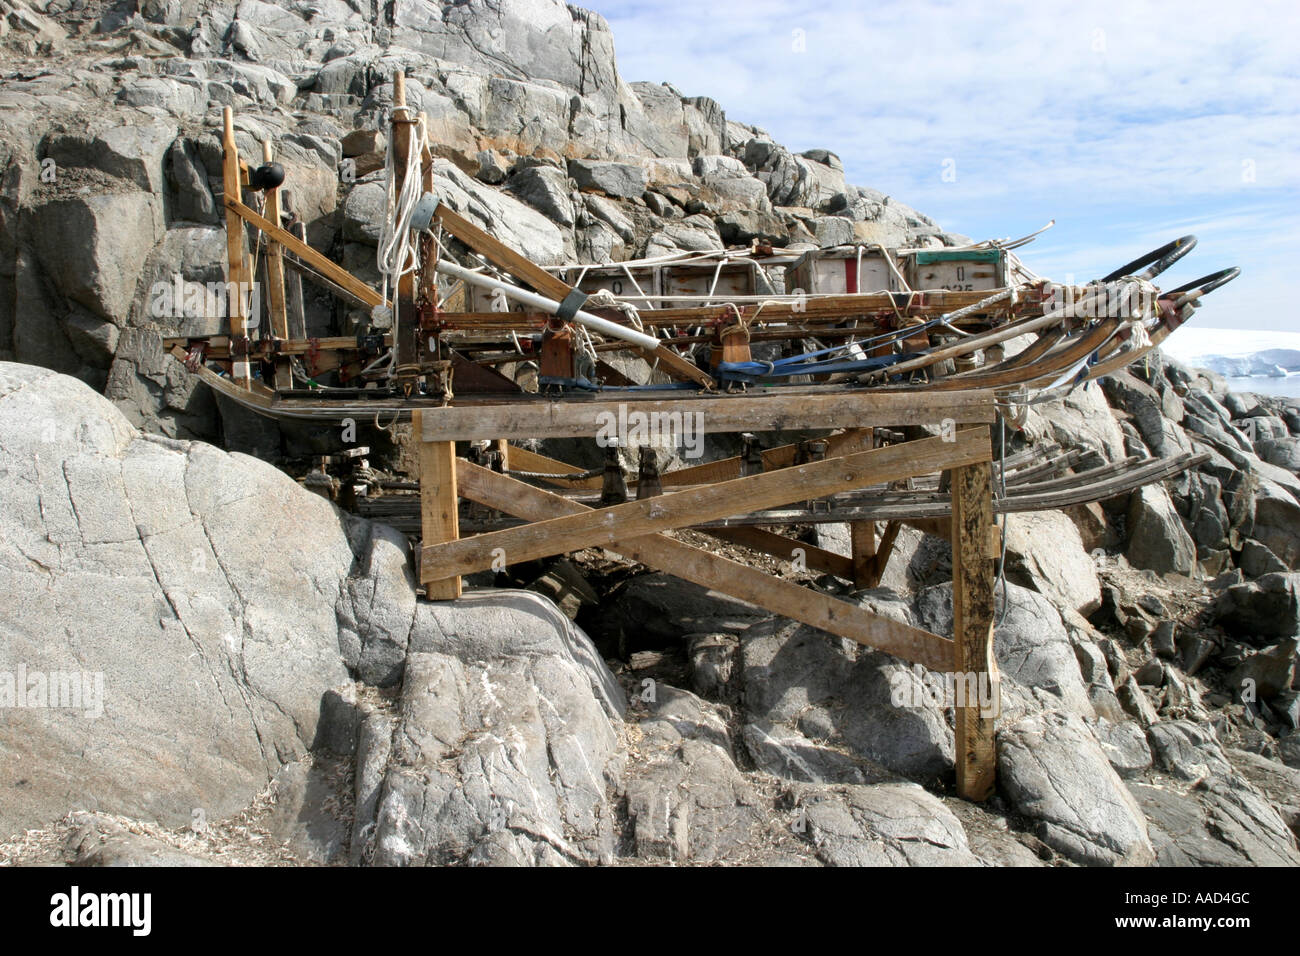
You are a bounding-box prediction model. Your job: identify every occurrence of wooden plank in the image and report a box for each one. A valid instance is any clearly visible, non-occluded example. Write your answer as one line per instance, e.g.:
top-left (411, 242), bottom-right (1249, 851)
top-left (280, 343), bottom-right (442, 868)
top-left (435, 203), bottom-right (574, 302)
top-left (705, 526), bottom-right (855, 581)
top-left (261, 140), bottom-right (292, 390)
top-left (455, 461), bottom-right (955, 671)
top-left (421, 430), bottom-right (992, 580)
top-left (418, 390), bottom-right (996, 442)
top-left (951, 456), bottom-right (999, 800)
top-left (847, 428), bottom-right (876, 587)
top-left (413, 410), bottom-right (461, 600)
top-left (225, 197), bottom-right (387, 309)
top-left (221, 107), bottom-right (250, 388)
top-left (632, 342), bottom-right (716, 389)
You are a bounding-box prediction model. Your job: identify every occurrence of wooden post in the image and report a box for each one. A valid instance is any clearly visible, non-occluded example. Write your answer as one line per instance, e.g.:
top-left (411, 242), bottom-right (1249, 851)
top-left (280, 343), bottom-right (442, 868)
top-left (951, 439), bottom-right (999, 800)
top-left (848, 428), bottom-right (877, 587)
top-left (262, 140), bottom-right (292, 390)
top-left (390, 71), bottom-right (420, 384)
top-left (285, 218), bottom-right (308, 340)
top-left (849, 521), bottom-right (877, 589)
top-left (221, 107), bottom-right (250, 388)
top-left (413, 410), bottom-right (461, 600)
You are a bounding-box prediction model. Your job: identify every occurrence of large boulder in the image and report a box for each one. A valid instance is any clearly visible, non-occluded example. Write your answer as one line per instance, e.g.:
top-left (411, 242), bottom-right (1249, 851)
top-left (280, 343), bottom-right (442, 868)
top-left (1212, 572), bottom-right (1300, 641)
top-left (917, 582), bottom-right (1094, 718)
top-left (1001, 510), bottom-right (1101, 614)
top-left (365, 594), bottom-right (625, 866)
top-left (790, 782), bottom-right (981, 866)
top-left (506, 164), bottom-right (576, 227)
top-left (567, 159), bottom-right (648, 200)
top-left (1100, 371), bottom-right (1191, 459)
top-left (997, 710), bottom-right (1154, 865)
top-left (742, 592), bottom-right (955, 782)
top-left (622, 686), bottom-right (765, 863)
top-left (28, 189), bottom-right (164, 325)
top-left (0, 363), bottom-right (352, 840)
top-left (1126, 483), bottom-right (1197, 575)
top-left (1252, 480), bottom-right (1300, 569)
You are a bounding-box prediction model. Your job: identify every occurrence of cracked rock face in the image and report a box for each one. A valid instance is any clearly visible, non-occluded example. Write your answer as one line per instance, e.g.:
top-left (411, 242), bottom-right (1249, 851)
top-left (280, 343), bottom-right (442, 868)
top-left (997, 710), bottom-right (1155, 866)
top-left (0, 362), bottom-right (631, 864)
top-left (366, 644), bottom-right (624, 866)
top-left (0, 362), bottom-right (353, 838)
top-left (791, 782), bottom-right (980, 867)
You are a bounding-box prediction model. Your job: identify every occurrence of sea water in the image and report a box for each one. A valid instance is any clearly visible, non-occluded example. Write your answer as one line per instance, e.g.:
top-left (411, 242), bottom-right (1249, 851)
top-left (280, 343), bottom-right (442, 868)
top-left (1221, 375), bottom-right (1300, 400)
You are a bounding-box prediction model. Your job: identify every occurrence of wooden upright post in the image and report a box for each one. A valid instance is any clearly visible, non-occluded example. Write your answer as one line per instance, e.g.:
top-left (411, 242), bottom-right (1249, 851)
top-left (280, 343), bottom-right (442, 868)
top-left (221, 107), bottom-right (250, 388)
top-left (390, 71), bottom-right (421, 383)
top-left (850, 521), bottom-right (877, 589)
top-left (951, 436), bottom-right (999, 800)
top-left (262, 140), bottom-right (292, 390)
top-left (413, 410), bottom-right (461, 600)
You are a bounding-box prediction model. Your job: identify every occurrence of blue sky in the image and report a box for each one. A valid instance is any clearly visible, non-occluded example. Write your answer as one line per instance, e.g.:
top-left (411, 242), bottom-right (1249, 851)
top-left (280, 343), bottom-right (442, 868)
top-left (588, 0), bottom-right (1299, 331)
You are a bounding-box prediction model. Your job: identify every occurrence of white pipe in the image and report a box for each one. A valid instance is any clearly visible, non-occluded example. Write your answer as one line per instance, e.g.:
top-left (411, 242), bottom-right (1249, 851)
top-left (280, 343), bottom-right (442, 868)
top-left (436, 258), bottom-right (661, 351)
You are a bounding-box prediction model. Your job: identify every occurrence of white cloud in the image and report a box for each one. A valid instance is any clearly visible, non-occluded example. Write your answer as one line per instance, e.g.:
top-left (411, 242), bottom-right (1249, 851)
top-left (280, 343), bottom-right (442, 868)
top-left (590, 0), bottom-right (1299, 332)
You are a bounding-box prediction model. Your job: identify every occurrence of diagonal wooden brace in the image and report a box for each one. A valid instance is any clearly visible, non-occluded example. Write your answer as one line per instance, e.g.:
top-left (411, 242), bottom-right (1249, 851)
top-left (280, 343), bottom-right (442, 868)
top-left (453, 460), bottom-right (957, 672)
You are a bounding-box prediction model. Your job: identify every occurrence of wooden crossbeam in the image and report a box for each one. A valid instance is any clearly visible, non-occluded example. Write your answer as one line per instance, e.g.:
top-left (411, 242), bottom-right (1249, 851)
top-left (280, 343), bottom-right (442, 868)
top-left (422, 429), bottom-right (991, 580)
top-left (506, 428), bottom-right (877, 493)
top-left (504, 445), bottom-right (604, 490)
top-left (869, 519), bottom-right (903, 585)
top-left (418, 391), bottom-right (995, 442)
top-left (453, 461), bottom-right (956, 671)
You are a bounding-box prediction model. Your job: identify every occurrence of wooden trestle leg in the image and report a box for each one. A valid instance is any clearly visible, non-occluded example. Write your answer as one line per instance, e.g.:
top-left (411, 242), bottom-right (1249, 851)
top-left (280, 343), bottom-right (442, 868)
top-left (951, 443), bottom-right (1000, 800)
top-left (414, 410), bottom-right (461, 600)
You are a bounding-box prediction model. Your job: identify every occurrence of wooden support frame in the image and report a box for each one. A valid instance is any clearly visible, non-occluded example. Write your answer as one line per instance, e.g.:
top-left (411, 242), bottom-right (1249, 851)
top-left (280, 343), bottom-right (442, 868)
top-left (221, 107), bottom-right (249, 387)
top-left (452, 460), bottom-right (956, 672)
top-left (411, 405), bottom-right (1000, 791)
top-left (420, 430), bottom-right (992, 580)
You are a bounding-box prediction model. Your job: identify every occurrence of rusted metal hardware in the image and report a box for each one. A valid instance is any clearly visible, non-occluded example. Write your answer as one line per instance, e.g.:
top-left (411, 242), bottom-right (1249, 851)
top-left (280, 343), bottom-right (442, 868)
top-left (636, 447), bottom-right (663, 500)
top-left (600, 443), bottom-right (629, 507)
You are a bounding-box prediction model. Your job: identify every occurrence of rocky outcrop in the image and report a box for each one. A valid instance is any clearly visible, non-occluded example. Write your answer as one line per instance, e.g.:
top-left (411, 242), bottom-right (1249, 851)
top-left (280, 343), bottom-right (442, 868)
top-left (0, 0), bottom-right (956, 442)
top-left (0, 363), bottom-right (624, 867)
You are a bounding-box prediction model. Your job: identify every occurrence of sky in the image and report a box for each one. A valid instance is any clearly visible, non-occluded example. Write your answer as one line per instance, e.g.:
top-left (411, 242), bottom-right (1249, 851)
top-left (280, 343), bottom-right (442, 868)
top-left (587, 0), bottom-right (1299, 332)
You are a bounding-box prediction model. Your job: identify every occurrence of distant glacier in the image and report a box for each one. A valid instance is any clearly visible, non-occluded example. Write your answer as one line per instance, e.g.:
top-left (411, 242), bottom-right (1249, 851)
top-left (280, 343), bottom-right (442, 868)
top-left (1160, 328), bottom-right (1300, 399)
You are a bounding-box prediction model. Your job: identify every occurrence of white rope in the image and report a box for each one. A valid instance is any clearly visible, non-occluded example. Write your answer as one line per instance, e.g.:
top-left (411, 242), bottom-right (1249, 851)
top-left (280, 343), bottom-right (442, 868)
top-left (376, 109), bottom-right (425, 311)
top-left (587, 287), bottom-right (644, 331)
